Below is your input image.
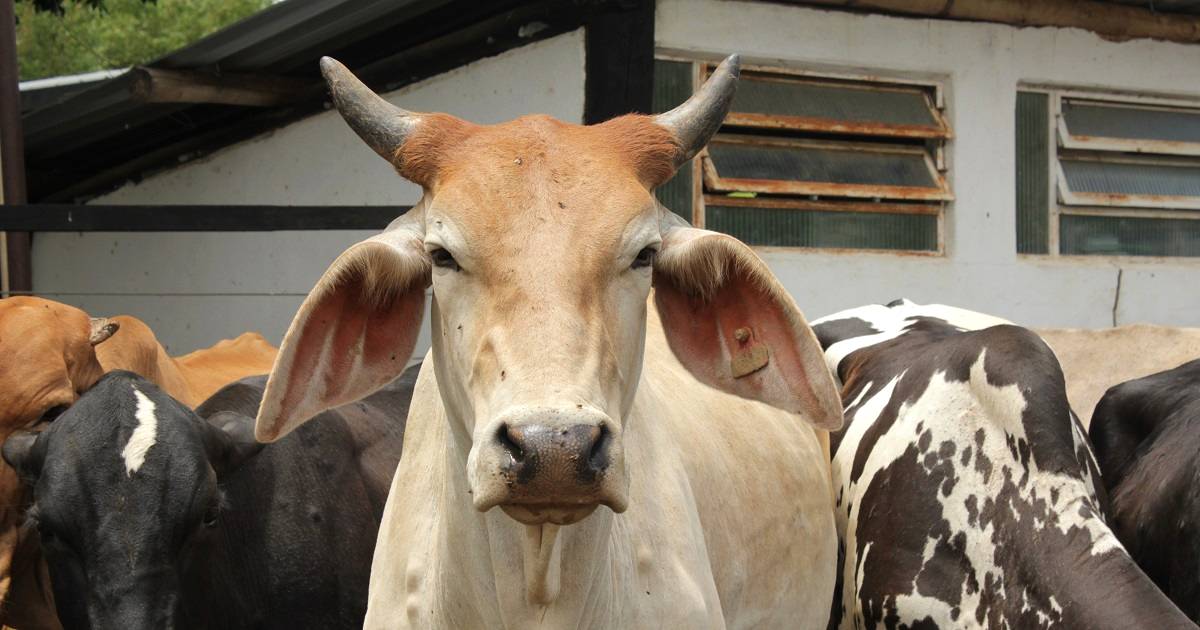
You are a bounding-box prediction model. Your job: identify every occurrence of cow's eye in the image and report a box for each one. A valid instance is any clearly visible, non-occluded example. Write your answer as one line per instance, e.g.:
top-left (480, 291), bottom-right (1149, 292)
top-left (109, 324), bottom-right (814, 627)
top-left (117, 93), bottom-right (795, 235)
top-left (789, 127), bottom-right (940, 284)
top-left (631, 246), bottom-right (657, 270)
top-left (41, 405), bottom-right (68, 423)
top-left (429, 248), bottom-right (460, 271)
top-left (202, 506), bottom-right (219, 528)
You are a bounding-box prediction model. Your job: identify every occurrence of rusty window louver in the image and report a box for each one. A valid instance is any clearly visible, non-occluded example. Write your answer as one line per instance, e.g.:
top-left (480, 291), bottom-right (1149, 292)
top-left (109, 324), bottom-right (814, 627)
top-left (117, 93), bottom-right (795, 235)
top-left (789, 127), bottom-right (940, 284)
top-left (654, 58), bottom-right (950, 254)
top-left (1056, 97), bottom-right (1200, 214)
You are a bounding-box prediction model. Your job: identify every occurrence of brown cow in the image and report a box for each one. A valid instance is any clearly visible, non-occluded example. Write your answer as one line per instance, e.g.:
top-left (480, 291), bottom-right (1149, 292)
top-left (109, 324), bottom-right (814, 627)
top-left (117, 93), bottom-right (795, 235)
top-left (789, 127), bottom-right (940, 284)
top-left (0, 296), bottom-right (277, 629)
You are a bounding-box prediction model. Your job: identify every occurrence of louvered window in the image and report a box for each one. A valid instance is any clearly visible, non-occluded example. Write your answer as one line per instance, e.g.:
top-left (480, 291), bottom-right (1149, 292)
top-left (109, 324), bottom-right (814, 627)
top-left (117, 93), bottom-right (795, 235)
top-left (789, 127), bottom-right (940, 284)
top-left (654, 59), bottom-right (950, 253)
top-left (1017, 90), bottom-right (1200, 257)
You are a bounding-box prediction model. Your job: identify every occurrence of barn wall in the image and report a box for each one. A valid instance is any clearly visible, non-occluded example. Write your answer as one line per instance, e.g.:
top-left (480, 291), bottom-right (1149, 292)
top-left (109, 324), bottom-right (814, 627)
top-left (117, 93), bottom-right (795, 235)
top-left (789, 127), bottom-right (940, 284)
top-left (657, 0), bottom-right (1200, 328)
top-left (32, 30), bottom-right (585, 355)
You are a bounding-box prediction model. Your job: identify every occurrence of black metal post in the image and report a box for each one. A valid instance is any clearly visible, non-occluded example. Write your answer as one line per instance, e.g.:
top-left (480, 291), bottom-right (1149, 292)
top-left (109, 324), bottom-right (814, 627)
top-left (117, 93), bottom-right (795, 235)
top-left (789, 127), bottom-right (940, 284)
top-left (1, 0), bottom-right (31, 295)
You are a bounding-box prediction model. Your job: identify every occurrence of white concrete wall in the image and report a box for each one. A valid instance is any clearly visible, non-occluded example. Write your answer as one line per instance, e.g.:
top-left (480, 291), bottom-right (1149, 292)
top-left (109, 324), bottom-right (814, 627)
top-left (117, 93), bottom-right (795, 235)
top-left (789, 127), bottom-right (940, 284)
top-left (658, 0), bottom-right (1200, 328)
top-left (32, 30), bottom-right (585, 354)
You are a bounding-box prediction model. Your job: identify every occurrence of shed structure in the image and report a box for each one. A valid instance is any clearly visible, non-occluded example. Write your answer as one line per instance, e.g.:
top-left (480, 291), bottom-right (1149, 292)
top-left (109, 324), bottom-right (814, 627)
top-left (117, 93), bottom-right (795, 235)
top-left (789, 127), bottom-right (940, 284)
top-left (6, 0), bottom-right (1200, 354)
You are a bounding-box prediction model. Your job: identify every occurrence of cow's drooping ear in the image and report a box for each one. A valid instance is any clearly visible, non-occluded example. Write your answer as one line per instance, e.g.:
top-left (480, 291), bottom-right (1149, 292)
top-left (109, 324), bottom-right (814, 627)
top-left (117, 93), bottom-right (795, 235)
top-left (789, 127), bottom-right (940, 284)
top-left (652, 218), bottom-right (844, 430)
top-left (2, 431), bottom-right (49, 482)
top-left (256, 209), bottom-right (429, 442)
top-left (89, 317), bottom-right (119, 346)
top-left (202, 412), bottom-right (262, 475)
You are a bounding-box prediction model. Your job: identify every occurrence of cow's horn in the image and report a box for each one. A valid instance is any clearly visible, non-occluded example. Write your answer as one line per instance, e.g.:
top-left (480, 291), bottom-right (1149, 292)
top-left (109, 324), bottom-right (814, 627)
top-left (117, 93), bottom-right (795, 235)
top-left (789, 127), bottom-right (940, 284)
top-left (320, 56), bottom-right (419, 162)
top-left (654, 54), bottom-right (741, 167)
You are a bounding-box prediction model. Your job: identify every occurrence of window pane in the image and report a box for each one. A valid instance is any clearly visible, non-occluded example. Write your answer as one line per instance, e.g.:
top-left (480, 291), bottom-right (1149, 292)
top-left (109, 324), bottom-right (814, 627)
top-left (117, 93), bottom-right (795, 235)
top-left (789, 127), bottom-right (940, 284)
top-left (1016, 92), bottom-right (1050, 254)
top-left (706, 204), bottom-right (937, 250)
top-left (708, 141), bottom-right (938, 189)
top-left (730, 74), bottom-right (942, 130)
top-left (1060, 159), bottom-right (1200, 198)
top-left (653, 59), bottom-right (691, 114)
top-left (653, 60), bottom-right (694, 221)
top-left (1061, 215), bottom-right (1200, 257)
top-left (1063, 100), bottom-right (1200, 145)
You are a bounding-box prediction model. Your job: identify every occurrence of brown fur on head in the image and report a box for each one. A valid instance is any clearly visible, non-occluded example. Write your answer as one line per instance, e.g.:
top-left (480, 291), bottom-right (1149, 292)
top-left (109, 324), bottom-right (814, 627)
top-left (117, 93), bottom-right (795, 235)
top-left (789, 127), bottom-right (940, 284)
top-left (0, 297), bottom-right (106, 436)
top-left (395, 113), bottom-right (682, 191)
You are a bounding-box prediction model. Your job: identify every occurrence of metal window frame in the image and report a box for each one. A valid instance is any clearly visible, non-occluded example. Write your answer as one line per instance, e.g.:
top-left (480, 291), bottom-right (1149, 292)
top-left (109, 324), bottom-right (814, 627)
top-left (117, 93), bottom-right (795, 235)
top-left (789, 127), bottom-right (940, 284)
top-left (1055, 153), bottom-right (1200, 211)
top-left (1057, 97), bottom-right (1200, 157)
top-left (700, 195), bottom-right (943, 256)
top-left (1050, 90), bottom-right (1200, 213)
top-left (702, 134), bottom-right (953, 201)
top-left (705, 66), bottom-right (953, 141)
top-left (702, 194), bottom-right (941, 216)
top-left (1020, 86), bottom-right (1200, 259)
top-left (659, 54), bottom-right (950, 254)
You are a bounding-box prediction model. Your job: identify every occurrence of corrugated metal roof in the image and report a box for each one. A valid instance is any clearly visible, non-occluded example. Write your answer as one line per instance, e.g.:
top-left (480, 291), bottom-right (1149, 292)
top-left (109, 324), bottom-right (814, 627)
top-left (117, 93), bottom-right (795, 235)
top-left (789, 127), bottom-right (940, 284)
top-left (19, 0), bottom-right (617, 202)
top-left (1098, 0), bottom-right (1200, 15)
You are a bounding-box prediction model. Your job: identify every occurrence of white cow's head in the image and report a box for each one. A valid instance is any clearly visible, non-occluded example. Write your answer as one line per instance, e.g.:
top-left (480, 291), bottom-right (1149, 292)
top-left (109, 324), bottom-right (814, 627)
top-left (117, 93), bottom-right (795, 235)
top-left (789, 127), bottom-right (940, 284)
top-left (255, 55), bottom-right (842, 527)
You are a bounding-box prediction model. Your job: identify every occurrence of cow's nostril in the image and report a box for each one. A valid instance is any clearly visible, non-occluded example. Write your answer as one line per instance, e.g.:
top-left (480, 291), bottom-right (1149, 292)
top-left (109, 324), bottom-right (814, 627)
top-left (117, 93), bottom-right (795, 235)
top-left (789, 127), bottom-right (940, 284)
top-left (589, 424), bottom-right (611, 471)
top-left (498, 423), bottom-right (525, 462)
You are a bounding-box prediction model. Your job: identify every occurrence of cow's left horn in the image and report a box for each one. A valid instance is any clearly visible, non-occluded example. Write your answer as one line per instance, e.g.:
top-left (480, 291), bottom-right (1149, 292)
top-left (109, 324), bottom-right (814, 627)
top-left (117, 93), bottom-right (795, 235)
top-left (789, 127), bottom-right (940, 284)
top-left (320, 56), bottom-right (420, 162)
top-left (653, 54), bottom-right (740, 167)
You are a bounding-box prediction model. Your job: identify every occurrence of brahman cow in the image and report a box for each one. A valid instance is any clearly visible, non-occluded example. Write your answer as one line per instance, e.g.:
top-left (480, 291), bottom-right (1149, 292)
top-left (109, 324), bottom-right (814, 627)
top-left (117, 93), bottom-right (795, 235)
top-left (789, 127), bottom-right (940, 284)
top-left (1037, 325), bottom-right (1200, 428)
top-left (253, 55), bottom-right (844, 628)
top-left (811, 299), bottom-right (1194, 629)
top-left (1090, 358), bottom-right (1200, 622)
top-left (0, 296), bottom-right (277, 629)
top-left (1, 363), bottom-right (417, 629)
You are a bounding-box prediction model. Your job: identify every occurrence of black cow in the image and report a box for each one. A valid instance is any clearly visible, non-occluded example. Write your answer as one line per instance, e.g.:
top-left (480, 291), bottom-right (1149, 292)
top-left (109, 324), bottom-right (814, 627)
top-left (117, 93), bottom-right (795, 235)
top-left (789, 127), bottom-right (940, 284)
top-left (1091, 358), bottom-right (1200, 622)
top-left (2, 363), bottom-right (420, 629)
top-left (811, 300), bottom-right (1193, 630)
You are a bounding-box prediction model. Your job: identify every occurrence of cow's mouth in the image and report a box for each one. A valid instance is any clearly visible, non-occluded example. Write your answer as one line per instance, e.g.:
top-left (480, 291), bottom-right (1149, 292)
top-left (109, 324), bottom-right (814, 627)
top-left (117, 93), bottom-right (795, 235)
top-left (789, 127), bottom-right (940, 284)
top-left (500, 503), bottom-right (599, 526)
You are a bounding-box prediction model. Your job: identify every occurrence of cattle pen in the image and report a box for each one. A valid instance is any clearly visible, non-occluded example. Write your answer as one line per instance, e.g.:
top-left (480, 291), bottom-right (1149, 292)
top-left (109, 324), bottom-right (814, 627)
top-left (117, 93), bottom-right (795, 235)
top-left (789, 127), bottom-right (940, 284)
top-left (2, 0), bottom-right (1200, 629)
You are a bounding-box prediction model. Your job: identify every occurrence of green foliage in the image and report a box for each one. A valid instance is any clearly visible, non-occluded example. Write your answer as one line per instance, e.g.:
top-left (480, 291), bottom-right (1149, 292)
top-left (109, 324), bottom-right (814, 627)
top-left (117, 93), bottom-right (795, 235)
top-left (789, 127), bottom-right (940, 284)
top-left (15, 0), bottom-right (273, 81)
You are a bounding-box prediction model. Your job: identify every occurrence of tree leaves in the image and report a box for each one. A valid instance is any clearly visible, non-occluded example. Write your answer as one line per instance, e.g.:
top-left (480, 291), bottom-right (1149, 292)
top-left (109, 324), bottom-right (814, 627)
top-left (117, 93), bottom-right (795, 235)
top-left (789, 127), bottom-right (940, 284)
top-left (15, 0), bottom-right (271, 81)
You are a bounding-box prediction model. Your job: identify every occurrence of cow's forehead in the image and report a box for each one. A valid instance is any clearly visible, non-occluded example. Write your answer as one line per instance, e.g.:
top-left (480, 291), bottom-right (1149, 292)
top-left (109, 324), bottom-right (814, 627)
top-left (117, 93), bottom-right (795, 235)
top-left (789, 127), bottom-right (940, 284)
top-left (415, 114), bottom-right (668, 242)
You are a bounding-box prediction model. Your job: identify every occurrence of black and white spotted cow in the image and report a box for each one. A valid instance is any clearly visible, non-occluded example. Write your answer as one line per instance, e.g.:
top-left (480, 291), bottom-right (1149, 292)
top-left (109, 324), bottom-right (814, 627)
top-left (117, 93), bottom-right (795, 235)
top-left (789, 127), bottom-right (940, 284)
top-left (811, 300), bottom-right (1194, 630)
top-left (1, 365), bottom-right (419, 630)
top-left (1090, 358), bottom-right (1200, 623)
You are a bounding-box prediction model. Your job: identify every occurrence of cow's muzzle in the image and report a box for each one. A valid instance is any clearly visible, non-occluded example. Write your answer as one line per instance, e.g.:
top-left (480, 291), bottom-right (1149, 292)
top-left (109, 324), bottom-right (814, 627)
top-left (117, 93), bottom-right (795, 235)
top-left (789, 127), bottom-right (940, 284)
top-left (471, 407), bottom-right (627, 523)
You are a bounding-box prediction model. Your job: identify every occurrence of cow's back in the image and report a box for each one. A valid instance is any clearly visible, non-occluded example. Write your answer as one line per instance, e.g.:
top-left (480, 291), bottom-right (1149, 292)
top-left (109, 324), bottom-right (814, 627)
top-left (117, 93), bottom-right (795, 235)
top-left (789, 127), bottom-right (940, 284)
top-left (816, 304), bottom-right (1193, 630)
top-left (1090, 359), bottom-right (1200, 622)
top-left (176, 332), bottom-right (279, 406)
top-left (184, 367), bottom-right (415, 628)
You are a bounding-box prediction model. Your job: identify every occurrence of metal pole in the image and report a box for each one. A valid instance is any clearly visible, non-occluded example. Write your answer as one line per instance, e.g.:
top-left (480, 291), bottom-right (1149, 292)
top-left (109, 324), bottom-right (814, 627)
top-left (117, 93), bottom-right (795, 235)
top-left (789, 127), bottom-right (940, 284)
top-left (1, 0), bottom-right (31, 296)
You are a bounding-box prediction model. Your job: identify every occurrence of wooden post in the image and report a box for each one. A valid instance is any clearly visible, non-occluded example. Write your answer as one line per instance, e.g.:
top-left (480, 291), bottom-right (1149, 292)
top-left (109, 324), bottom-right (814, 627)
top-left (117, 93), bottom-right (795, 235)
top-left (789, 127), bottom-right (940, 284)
top-left (584, 0), bottom-right (655, 124)
top-left (0, 0), bottom-right (30, 296)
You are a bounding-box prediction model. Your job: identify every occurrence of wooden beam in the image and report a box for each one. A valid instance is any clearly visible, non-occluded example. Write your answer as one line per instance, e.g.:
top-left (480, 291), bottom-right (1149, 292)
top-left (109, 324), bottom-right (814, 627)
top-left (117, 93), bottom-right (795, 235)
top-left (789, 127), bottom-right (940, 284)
top-left (584, 0), bottom-right (655, 124)
top-left (0, 205), bottom-right (407, 232)
top-left (784, 0), bottom-right (1200, 44)
top-left (129, 67), bottom-right (311, 107)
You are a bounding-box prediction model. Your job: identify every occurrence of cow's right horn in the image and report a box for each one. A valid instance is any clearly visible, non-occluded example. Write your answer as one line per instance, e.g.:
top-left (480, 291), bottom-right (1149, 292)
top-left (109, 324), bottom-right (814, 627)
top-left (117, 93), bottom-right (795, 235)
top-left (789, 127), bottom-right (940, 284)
top-left (653, 54), bottom-right (741, 168)
top-left (320, 57), bottom-right (420, 162)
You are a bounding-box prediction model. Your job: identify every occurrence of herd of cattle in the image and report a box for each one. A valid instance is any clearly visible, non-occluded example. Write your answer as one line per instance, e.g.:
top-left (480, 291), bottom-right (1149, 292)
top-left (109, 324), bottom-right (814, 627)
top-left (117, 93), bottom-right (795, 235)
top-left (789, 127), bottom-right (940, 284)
top-left (0, 54), bottom-right (1198, 629)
